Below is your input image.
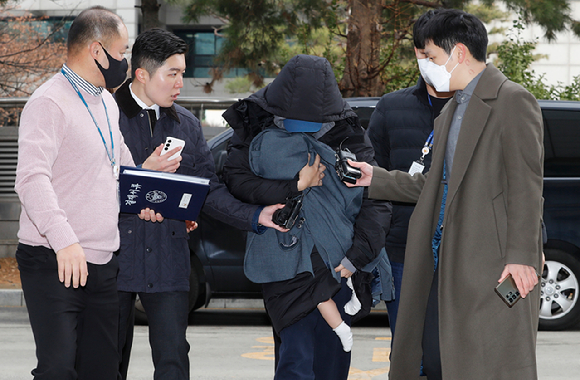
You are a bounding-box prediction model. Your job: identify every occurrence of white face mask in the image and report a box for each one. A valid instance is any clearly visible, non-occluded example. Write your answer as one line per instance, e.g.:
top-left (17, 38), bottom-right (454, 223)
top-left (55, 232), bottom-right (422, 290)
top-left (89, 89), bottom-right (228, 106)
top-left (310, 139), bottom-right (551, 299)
top-left (420, 46), bottom-right (459, 92)
top-left (417, 58), bottom-right (434, 86)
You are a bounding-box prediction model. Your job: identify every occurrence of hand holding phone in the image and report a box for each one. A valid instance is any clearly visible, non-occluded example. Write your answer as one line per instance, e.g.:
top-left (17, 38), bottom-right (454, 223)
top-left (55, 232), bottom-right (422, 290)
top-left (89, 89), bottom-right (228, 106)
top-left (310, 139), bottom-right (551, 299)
top-left (335, 148), bottom-right (361, 184)
top-left (161, 137), bottom-right (185, 161)
top-left (495, 274), bottom-right (521, 308)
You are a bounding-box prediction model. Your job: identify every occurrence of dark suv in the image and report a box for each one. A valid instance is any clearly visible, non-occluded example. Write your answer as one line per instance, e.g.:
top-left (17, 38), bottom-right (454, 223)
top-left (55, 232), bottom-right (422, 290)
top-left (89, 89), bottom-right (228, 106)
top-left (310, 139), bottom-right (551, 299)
top-left (182, 98), bottom-right (580, 331)
top-left (537, 100), bottom-right (580, 330)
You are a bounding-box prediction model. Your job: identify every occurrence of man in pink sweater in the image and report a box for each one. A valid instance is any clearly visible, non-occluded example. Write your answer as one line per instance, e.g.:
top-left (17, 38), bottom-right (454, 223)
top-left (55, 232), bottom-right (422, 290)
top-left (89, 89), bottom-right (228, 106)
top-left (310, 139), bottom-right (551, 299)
top-left (15, 6), bottom-right (178, 380)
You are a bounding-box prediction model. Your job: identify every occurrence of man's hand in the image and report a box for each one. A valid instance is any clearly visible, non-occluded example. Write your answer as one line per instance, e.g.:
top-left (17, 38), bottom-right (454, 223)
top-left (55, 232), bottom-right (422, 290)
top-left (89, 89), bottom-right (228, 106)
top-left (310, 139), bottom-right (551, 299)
top-left (499, 264), bottom-right (539, 298)
top-left (186, 220), bottom-right (198, 233)
top-left (259, 204), bottom-right (289, 232)
top-left (56, 243), bottom-right (88, 288)
top-left (345, 160), bottom-right (373, 187)
top-left (142, 143), bottom-right (182, 173)
top-left (335, 264), bottom-right (353, 278)
top-left (297, 153), bottom-right (326, 191)
top-left (139, 208), bottom-right (164, 223)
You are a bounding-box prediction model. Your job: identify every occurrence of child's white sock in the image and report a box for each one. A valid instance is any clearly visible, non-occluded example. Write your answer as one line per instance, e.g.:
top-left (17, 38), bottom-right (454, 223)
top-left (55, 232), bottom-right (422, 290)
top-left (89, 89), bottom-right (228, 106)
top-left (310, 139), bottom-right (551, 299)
top-left (344, 277), bottom-right (361, 315)
top-left (333, 321), bottom-right (353, 352)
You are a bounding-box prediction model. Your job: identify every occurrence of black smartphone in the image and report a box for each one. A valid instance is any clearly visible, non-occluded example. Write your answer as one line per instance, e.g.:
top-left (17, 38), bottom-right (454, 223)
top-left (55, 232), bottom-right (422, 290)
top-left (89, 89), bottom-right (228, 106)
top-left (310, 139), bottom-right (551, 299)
top-left (495, 274), bottom-right (521, 308)
top-left (272, 194), bottom-right (304, 230)
top-left (335, 148), bottom-right (361, 184)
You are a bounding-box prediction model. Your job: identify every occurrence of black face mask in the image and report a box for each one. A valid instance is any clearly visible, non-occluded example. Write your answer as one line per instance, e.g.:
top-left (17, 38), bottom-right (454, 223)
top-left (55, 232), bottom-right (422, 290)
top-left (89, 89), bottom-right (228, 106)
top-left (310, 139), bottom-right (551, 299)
top-left (94, 43), bottom-right (128, 88)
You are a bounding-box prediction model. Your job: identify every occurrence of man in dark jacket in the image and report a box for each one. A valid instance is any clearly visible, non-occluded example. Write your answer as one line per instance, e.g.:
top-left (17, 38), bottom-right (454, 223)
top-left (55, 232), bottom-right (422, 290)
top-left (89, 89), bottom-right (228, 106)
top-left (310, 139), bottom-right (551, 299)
top-left (366, 9), bottom-right (453, 337)
top-left (222, 54), bottom-right (391, 380)
top-left (114, 28), bottom-right (284, 380)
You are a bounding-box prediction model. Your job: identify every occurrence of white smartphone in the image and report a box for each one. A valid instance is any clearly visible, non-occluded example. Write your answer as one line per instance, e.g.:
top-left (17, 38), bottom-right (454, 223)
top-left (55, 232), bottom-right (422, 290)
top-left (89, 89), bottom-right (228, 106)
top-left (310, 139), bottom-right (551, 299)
top-left (161, 136), bottom-right (185, 161)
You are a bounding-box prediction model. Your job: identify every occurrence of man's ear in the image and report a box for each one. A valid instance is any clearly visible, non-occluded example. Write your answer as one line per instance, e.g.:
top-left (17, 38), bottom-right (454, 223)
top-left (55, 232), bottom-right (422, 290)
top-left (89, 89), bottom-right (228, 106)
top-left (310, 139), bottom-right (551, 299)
top-left (414, 47), bottom-right (421, 59)
top-left (456, 43), bottom-right (468, 64)
top-left (134, 68), bottom-right (149, 84)
top-left (89, 41), bottom-right (102, 61)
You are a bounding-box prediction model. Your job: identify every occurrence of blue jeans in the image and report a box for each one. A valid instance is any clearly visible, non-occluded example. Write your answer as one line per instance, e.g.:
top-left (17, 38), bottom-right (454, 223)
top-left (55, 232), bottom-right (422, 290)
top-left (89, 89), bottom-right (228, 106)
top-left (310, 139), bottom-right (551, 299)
top-left (385, 261), bottom-right (404, 338)
top-left (275, 278), bottom-right (352, 380)
top-left (118, 291), bottom-right (190, 380)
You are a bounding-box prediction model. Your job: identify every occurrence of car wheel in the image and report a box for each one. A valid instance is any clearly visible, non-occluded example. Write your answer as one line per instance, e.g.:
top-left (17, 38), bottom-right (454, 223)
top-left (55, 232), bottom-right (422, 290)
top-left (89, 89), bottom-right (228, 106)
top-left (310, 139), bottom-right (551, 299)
top-left (539, 249), bottom-right (580, 330)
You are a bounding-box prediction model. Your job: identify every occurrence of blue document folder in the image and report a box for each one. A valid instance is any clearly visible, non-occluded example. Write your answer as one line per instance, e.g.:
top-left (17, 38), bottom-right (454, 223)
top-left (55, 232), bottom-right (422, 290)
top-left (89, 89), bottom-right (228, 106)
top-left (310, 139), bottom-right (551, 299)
top-left (119, 166), bottom-right (210, 221)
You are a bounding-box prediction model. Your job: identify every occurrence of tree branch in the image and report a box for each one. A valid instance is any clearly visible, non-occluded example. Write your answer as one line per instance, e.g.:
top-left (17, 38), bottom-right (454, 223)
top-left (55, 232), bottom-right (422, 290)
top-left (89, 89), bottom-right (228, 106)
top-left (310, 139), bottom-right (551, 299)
top-left (0, 17), bottom-right (66, 59)
top-left (212, 26), bottom-right (225, 38)
top-left (400, 0), bottom-right (441, 7)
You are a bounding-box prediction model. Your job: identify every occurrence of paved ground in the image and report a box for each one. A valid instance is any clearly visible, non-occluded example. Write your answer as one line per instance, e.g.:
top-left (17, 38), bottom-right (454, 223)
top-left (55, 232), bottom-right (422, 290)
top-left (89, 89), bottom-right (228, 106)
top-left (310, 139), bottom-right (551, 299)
top-left (1, 305), bottom-right (579, 379)
top-left (0, 259), bottom-right (578, 380)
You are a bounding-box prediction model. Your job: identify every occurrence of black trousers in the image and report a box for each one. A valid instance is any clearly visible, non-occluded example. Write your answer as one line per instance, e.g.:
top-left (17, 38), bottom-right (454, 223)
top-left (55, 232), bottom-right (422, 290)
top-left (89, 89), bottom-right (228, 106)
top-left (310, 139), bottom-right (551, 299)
top-left (422, 266), bottom-right (442, 380)
top-left (16, 243), bottom-right (120, 380)
top-left (118, 291), bottom-right (190, 380)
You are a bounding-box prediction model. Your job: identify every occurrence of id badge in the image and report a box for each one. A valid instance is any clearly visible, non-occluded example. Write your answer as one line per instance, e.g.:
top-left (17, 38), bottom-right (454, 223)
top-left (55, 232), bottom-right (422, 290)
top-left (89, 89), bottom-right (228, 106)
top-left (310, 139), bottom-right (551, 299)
top-left (113, 164), bottom-right (120, 180)
top-left (409, 161), bottom-right (425, 176)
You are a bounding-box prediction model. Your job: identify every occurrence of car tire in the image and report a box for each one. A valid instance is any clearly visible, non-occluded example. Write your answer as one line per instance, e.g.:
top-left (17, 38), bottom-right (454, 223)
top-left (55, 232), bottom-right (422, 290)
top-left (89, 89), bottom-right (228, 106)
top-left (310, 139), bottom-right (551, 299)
top-left (539, 248), bottom-right (580, 330)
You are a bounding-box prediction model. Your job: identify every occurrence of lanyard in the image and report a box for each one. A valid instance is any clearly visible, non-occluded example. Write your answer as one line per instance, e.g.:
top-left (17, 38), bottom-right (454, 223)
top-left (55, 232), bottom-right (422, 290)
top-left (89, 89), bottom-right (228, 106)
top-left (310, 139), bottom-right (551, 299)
top-left (419, 130), bottom-right (434, 162)
top-left (409, 95), bottom-right (435, 175)
top-left (61, 69), bottom-right (117, 174)
top-left (421, 94), bottom-right (434, 160)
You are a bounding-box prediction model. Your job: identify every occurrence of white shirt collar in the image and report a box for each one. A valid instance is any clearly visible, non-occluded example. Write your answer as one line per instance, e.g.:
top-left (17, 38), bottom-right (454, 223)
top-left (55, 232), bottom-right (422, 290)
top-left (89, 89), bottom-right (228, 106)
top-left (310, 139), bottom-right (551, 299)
top-left (129, 82), bottom-right (160, 120)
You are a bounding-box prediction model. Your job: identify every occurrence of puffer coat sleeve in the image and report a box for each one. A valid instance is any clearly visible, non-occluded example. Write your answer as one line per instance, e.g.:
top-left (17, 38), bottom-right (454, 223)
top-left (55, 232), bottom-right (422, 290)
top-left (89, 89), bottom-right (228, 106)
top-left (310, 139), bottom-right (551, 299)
top-left (318, 118), bottom-right (392, 270)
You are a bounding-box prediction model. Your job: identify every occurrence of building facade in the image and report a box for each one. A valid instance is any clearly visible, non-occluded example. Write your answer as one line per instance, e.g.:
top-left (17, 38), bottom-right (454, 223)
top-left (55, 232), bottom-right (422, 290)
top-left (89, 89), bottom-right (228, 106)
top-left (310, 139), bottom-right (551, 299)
top-left (15, 0), bottom-right (269, 98)
top-left (12, 0), bottom-right (580, 94)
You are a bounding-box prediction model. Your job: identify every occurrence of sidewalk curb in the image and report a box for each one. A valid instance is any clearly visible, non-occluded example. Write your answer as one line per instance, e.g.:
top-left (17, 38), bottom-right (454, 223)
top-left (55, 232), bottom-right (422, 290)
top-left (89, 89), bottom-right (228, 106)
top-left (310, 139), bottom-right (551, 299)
top-left (0, 290), bottom-right (265, 309)
top-left (0, 289), bottom-right (25, 307)
top-left (0, 291), bottom-right (387, 310)
top-left (0, 289), bottom-right (266, 309)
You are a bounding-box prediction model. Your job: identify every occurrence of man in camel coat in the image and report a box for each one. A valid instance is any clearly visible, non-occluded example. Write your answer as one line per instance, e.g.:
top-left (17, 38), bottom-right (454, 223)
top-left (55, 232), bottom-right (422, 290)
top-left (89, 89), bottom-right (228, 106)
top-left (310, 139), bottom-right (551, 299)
top-left (349, 9), bottom-right (543, 380)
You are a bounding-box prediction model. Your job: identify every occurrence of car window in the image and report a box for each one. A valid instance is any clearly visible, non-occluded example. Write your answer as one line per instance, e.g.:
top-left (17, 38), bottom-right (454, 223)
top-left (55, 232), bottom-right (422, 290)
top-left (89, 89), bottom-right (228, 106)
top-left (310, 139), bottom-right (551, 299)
top-left (543, 109), bottom-right (580, 177)
top-left (351, 106), bottom-right (374, 129)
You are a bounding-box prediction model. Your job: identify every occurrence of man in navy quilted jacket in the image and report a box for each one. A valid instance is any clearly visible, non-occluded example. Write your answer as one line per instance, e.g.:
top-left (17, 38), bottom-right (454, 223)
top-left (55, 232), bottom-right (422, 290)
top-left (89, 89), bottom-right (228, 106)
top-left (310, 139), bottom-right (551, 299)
top-left (114, 28), bottom-right (284, 380)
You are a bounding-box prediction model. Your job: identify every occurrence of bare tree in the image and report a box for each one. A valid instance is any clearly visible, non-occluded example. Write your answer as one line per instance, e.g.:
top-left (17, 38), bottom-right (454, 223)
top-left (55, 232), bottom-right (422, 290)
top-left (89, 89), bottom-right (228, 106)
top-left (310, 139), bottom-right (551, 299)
top-left (339, 0), bottom-right (384, 97)
top-left (0, 6), bottom-right (67, 124)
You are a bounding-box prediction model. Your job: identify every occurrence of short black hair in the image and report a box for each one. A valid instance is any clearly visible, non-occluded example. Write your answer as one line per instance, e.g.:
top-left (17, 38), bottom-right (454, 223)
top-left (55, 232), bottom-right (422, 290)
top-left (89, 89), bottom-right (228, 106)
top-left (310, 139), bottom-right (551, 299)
top-left (419, 9), bottom-right (488, 62)
top-left (131, 28), bottom-right (189, 79)
top-left (413, 9), bottom-right (438, 49)
top-left (67, 6), bottom-right (122, 54)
